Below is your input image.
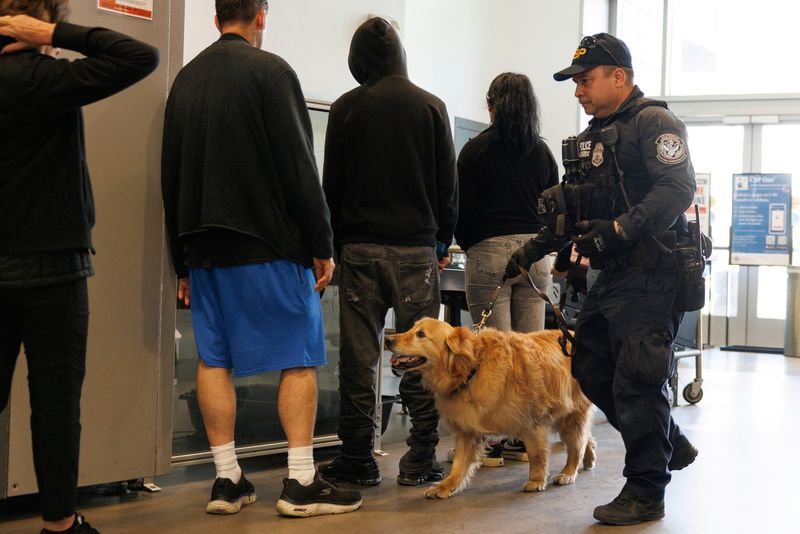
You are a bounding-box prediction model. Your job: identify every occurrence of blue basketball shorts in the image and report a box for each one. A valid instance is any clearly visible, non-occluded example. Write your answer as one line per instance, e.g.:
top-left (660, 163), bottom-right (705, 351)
top-left (188, 260), bottom-right (326, 377)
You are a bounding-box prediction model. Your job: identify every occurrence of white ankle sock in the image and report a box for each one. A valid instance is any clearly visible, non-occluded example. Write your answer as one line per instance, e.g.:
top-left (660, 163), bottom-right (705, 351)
top-left (210, 441), bottom-right (241, 483)
top-left (288, 446), bottom-right (315, 486)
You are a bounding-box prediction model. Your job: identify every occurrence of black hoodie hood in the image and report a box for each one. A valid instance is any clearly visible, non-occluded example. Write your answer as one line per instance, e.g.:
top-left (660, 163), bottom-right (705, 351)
top-left (348, 17), bottom-right (408, 85)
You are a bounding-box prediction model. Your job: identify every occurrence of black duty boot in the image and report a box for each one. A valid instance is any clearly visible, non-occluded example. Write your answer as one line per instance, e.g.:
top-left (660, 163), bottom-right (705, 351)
top-left (669, 437), bottom-right (699, 471)
top-left (397, 448), bottom-right (445, 486)
top-left (593, 488), bottom-right (665, 525)
top-left (318, 456), bottom-right (381, 486)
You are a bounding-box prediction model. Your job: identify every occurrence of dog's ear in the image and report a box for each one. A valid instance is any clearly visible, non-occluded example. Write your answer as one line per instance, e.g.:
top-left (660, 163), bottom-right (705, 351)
top-left (445, 327), bottom-right (475, 378)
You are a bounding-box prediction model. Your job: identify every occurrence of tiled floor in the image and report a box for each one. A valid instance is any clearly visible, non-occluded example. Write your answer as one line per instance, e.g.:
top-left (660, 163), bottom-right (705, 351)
top-left (2, 348), bottom-right (800, 533)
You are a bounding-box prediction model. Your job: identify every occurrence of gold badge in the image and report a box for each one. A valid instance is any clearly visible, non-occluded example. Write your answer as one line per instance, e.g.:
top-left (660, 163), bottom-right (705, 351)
top-left (592, 142), bottom-right (605, 167)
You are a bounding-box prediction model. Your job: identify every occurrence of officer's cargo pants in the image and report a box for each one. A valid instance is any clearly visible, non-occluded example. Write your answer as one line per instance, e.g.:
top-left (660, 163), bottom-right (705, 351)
top-left (572, 266), bottom-right (688, 501)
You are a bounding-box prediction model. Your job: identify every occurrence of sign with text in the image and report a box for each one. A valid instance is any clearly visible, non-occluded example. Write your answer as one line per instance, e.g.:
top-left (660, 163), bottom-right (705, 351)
top-left (98, 0), bottom-right (153, 21)
top-left (687, 173), bottom-right (710, 236)
top-left (730, 173), bottom-right (792, 266)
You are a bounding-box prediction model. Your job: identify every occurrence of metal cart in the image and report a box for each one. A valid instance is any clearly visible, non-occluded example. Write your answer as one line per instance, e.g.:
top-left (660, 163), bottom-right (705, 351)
top-left (670, 309), bottom-right (704, 406)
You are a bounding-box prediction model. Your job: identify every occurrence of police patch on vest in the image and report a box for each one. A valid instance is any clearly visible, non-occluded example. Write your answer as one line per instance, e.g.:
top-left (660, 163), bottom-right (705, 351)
top-left (592, 142), bottom-right (604, 167)
top-left (655, 133), bottom-right (687, 164)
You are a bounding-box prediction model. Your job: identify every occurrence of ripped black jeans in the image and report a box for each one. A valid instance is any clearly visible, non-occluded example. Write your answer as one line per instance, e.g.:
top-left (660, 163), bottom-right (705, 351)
top-left (336, 243), bottom-right (440, 467)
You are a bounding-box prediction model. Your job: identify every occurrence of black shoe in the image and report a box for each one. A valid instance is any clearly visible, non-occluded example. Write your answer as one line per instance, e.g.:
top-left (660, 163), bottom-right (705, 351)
top-left (276, 473), bottom-right (363, 517)
top-left (205, 475), bottom-right (257, 514)
top-left (40, 513), bottom-right (99, 534)
top-left (318, 456), bottom-right (381, 486)
top-left (397, 460), bottom-right (445, 486)
top-left (593, 488), bottom-right (665, 525)
top-left (501, 438), bottom-right (529, 462)
top-left (669, 440), bottom-right (699, 471)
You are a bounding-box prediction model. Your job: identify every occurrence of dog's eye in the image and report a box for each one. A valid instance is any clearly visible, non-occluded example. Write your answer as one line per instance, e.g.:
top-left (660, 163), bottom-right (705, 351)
top-left (415, 330), bottom-right (425, 338)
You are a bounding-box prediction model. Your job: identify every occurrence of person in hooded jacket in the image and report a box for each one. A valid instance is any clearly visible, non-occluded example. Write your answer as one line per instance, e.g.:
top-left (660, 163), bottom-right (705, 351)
top-left (321, 17), bottom-right (458, 487)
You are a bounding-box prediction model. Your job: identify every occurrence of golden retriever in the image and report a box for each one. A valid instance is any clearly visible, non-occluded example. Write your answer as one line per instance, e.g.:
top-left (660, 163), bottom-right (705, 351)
top-left (385, 318), bottom-right (595, 499)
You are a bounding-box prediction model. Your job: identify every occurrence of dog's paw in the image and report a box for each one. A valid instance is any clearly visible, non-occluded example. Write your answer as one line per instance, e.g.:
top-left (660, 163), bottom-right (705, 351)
top-left (524, 479), bottom-right (547, 492)
top-left (424, 484), bottom-right (454, 499)
top-left (552, 472), bottom-right (577, 486)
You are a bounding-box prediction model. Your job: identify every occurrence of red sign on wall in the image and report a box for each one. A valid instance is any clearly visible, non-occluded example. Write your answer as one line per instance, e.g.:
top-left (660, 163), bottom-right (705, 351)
top-left (98, 0), bottom-right (153, 21)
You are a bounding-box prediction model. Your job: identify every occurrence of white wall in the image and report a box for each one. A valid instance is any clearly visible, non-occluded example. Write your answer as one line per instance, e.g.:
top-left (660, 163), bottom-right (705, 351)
top-left (403, 0), bottom-right (501, 128)
top-left (183, 0), bottom-right (406, 101)
top-left (182, 0), bottom-right (583, 162)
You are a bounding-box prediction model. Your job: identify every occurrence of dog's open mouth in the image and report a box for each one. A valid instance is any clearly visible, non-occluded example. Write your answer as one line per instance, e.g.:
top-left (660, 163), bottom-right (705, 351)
top-left (390, 355), bottom-right (427, 370)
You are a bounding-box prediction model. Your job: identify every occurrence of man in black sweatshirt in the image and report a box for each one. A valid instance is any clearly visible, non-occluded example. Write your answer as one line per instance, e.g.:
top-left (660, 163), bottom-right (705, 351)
top-left (0, 2), bottom-right (158, 533)
top-left (321, 17), bottom-right (458, 487)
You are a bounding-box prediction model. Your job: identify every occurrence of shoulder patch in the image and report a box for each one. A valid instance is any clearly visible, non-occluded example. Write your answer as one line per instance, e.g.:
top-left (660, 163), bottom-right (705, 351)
top-left (655, 133), bottom-right (687, 164)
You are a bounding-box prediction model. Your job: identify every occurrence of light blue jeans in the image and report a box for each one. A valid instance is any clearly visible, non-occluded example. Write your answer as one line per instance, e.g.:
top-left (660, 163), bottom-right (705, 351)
top-left (464, 234), bottom-right (552, 332)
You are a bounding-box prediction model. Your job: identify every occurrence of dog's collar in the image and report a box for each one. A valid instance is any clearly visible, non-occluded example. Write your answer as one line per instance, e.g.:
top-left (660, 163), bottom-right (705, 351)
top-left (449, 367), bottom-right (478, 397)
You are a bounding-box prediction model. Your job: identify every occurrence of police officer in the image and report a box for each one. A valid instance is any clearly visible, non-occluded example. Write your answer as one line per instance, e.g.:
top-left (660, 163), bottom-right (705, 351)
top-left (506, 33), bottom-right (699, 525)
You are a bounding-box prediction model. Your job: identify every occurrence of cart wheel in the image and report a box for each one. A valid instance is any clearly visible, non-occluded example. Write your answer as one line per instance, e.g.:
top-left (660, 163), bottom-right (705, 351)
top-left (682, 383), bottom-right (703, 404)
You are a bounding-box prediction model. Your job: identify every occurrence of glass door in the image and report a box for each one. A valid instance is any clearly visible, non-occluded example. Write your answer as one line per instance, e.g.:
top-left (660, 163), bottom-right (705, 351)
top-left (685, 124), bottom-right (744, 347)
top-left (685, 121), bottom-right (799, 349)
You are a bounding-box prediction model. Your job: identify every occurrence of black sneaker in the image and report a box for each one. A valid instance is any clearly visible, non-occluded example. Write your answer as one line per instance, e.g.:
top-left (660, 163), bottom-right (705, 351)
top-left (318, 456), bottom-right (381, 486)
top-left (397, 460), bottom-right (445, 486)
top-left (40, 513), bottom-right (99, 534)
top-left (205, 475), bottom-right (257, 514)
top-left (501, 438), bottom-right (529, 462)
top-left (276, 473), bottom-right (363, 517)
top-left (593, 488), bottom-right (665, 525)
top-left (669, 440), bottom-right (699, 471)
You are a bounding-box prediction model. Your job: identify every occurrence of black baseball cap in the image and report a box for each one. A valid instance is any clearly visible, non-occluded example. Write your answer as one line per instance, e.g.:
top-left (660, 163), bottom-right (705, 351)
top-left (553, 33), bottom-right (633, 81)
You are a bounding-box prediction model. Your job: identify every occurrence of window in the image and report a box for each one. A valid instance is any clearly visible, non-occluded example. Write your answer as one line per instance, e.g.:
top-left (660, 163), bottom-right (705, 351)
top-left (616, 0), bottom-right (664, 95)
top-left (667, 0), bottom-right (800, 96)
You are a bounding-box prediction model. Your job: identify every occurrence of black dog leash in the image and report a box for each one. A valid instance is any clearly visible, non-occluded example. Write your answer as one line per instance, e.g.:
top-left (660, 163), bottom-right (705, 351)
top-left (518, 267), bottom-right (575, 358)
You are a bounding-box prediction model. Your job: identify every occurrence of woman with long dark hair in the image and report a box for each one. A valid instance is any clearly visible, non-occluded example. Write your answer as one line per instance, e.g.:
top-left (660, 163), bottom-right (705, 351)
top-left (454, 73), bottom-right (558, 465)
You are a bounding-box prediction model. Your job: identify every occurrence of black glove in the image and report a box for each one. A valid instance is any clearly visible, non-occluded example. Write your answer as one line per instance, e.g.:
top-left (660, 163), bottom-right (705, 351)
top-left (573, 219), bottom-right (622, 258)
top-left (505, 240), bottom-right (542, 280)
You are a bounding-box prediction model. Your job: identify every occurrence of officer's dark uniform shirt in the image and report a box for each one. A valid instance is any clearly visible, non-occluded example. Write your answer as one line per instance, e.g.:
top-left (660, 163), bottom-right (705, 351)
top-left (519, 86), bottom-right (695, 268)
top-left (582, 86), bottom-right (695, 253)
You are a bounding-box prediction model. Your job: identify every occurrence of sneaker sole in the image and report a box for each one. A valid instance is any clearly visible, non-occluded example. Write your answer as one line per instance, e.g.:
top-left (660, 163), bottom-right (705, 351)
top-left (481, 457), bottom-right (504, 467)
top-left (397, 471), bottom-right (445, 486)
top-left (593, 510), bottom-right (665, 526)
top-left (205, 493), bottom-right (257, 515)
top-left (276, 498), bottom-right (363, 517)
top-left (323, 476), bottom-right (382, 487)
top-left (502, 451), bottom-right (529, 462)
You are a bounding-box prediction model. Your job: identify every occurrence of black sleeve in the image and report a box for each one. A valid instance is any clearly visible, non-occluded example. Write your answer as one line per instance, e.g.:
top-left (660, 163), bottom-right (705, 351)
top-left (454, 141), bottom-right (478, 248)
top-left (161, 93), bottom-right (187, 278)
top-left (615, 108), bottom-right (696, 242)
top-left (521, 225), bottom-right (571, 266)
top-left (322, 101), bottom-right (345, 251)
top-left (20, 22), bottom-right (158, 115)
top-left (434, 103), bottom-right (458, 245)
top-left (541, 141), bottom-right (560, 190)
top-left (265, 70), bottom-right (334, 259)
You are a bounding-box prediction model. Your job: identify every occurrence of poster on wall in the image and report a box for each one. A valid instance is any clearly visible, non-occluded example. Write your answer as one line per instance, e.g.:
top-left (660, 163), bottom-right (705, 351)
top-left (730, 173), bottom-right (792, 266)
top-left (687, 173), bottom-right (710, 236)
top-left (98, 0), bottom-right (153, 21)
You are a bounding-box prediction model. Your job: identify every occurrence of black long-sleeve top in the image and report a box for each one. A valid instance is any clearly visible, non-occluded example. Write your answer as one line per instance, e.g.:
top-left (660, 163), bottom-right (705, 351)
top-left (322, 18), bottom-right (457, 250)
top-left (0, 22), bottom-right (158, 287)
top-left (161, 34), bottom-right (333, 278)
top-left (455, 128), bottom-right (559, 251)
